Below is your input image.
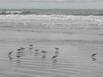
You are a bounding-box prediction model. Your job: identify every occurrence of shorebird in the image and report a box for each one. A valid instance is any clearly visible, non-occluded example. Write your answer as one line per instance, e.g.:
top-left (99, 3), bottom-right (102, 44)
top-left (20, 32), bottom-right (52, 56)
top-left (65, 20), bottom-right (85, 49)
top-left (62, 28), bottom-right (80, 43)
top-left (8, 51), bottom-right (13, 56)
top-left (41, 51), bottom-right (47, 59)
top-left (29, 44), bottom-right (34, 54)
top-left (16, 49), bottom-right (22, 58)
top-left (91, 53), bottom-right (97, 61)
top-left (55, 47), bottom-right (60, 56)
top-left (34, 49), bottom-right (39, 56)
top-left (8, 51), bottom-right (13, 60)
top-left (51, 55), bottom-right (58, 63)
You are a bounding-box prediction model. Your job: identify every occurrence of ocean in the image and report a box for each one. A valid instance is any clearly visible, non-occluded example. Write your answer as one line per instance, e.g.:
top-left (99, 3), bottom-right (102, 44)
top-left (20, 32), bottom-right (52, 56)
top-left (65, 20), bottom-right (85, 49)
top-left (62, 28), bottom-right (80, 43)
top-left (0, 9), bottom-right (103, 77)
top-left (0, 9), bottom-right (103, 15)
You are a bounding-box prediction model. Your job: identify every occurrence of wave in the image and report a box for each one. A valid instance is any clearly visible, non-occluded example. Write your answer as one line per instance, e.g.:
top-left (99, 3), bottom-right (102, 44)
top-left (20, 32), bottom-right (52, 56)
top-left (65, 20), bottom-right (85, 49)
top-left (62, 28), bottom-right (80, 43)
top-left (0, 9), bottom-right (103, 16)
top-left (0, 14), bottom-right (103, 32)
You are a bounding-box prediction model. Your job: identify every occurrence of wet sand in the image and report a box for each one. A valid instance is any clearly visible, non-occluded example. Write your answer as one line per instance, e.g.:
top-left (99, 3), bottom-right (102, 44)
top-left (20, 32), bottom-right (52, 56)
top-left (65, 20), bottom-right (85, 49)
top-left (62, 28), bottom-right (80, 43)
top-left (0, 15), bottom-right (103, 77)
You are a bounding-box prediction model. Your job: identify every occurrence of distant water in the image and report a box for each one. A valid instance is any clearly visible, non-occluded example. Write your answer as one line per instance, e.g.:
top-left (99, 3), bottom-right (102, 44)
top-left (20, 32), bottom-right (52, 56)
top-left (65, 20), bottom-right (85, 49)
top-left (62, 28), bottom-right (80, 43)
top-left (0, 9), bottom-right (103, 15)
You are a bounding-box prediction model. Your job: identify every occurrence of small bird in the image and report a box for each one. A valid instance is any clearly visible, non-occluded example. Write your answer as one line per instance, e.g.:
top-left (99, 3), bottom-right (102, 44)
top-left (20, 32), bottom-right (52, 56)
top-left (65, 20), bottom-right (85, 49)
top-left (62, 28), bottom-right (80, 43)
top-left (16, 49), bottom-right (22, 58)
top-left (34, 49), bottom-right (39, 56)
top-left (41, 51), bottom-right (47, 59)
top-left (91, 53), bottom-right (97, 57)
top-left (8, 51), bottom-right (13, 60)
top-left (51, 55), bottom-right (58, 63)
top-left (51, 55), bottom-right (57, 59)
top-left (8, 51), bottom-right (13, 56)
top-left (91, 53), bottom-right (97, 61)
top-left (55, 48), bottom-right (60, 56)
top-left (29, 44), bottom-right (33, 49)
top-left (20, 47), bottom-right (25, 56)
top-left (29, 44), bottom-right (34, 54)
top-left (42, 51), bottom-right (46, 53)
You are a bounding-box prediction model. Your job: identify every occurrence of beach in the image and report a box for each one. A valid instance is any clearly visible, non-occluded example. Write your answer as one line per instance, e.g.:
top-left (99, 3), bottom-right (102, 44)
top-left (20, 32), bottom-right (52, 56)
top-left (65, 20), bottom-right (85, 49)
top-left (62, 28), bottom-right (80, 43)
top-left (0, 15), bottom-right (103, 77)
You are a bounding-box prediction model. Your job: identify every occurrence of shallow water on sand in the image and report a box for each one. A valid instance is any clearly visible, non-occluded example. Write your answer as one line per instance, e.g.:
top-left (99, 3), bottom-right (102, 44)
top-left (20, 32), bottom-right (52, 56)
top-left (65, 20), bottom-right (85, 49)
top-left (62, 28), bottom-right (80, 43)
top-left (0, 37), bottom-right (103, 77)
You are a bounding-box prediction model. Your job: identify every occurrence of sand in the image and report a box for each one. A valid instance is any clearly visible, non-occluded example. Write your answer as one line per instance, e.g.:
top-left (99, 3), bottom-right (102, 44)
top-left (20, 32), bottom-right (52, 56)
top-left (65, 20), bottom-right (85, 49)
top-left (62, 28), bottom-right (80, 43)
top-left (0, 15), bottom-right (103, 77)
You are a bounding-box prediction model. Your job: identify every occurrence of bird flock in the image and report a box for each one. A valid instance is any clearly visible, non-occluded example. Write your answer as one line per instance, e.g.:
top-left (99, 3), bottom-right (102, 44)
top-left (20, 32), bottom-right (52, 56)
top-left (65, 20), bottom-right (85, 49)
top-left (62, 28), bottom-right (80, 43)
top-left (8, 44), bottom-right (97, 65)
top-left (8, 44), bottom-right (60, 64)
